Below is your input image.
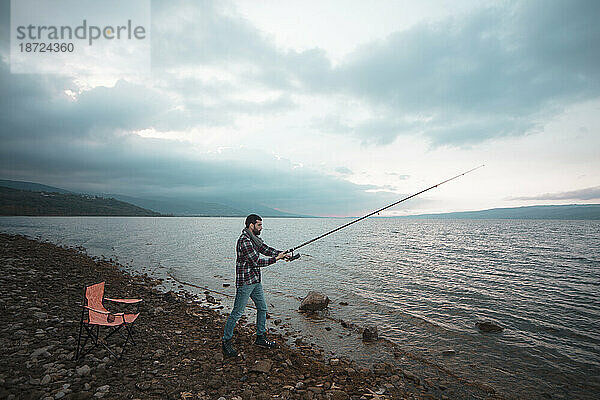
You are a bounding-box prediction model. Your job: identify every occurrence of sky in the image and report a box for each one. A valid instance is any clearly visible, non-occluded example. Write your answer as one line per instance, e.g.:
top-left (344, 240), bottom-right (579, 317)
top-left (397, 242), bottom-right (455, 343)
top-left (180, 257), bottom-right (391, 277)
top-left (0, 0), bottom-right (599, 216)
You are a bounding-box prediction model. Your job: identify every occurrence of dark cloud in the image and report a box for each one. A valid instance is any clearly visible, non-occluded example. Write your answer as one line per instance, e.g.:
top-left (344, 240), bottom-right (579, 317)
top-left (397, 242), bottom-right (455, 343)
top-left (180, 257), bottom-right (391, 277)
top-left (148, 0), bottom-right (597, 147)
top-left (1, 0), bottom-right (597, 215)
top-left (0, 130), bottom-right (400, 215)
top-left (8, 0), bottom-right (595, 148)
top-left (309, 1), bottom-right (600, 146)
top-left (0, 51), bottom-right (396, 216)
top-left (509, 186), bottom-right (600, 201)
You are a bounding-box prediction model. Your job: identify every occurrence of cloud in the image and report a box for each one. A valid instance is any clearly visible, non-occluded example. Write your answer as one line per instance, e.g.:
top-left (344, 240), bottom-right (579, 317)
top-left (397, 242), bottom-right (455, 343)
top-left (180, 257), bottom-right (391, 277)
top-left (8, 0), bottom-right (597, 148)
top-left (335, 166), bottom-right (352, 175)
top-left (1, 0), bottom-right (597, 216)
top-left (0, 55), bottom-right (398, 216)
top-left (386, 172), bottom-right (410, 180)
top-left (0, 130), bottom-right (401, 215)
top-left (310, 1), bottom-right (600, 146)
top-left (509, 186), bottom-right (600, 201)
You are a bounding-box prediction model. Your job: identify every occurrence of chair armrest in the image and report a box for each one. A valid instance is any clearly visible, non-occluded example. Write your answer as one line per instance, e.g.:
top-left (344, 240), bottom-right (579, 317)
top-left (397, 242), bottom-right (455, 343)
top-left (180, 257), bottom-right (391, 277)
top-left (105, 298), bottom-right (142, 304)
top-left (81, 306), bottom-right (125, 323)
top-left (80, 305), bottom-right (110, 315)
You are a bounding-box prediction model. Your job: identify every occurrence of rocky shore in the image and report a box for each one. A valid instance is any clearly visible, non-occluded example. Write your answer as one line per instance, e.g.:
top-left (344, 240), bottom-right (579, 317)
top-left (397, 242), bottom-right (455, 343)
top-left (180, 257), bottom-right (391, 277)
top-left (0, 233), bottom-right (502, 399)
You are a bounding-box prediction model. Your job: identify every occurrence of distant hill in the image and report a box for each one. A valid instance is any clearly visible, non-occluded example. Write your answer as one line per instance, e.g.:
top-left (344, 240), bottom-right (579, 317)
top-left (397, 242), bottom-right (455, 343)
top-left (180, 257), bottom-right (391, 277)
top-left (0, 179), bottom-right (72, 194)
top-left (107, 194), bottom-right (306, 217)
top-left (0, 187), bottom-right (161, 216)
top-left (402, 204), bottom-right (600, 220)
top-left (0, 179), bottom-right (306, 217)
top-left (107, 194), bottom-right (246, 217)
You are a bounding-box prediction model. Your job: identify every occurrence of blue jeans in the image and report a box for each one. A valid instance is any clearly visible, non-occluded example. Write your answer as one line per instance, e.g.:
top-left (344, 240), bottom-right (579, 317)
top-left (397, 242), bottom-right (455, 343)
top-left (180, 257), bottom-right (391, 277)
top-left (222, 282), bottom-right (267, 341)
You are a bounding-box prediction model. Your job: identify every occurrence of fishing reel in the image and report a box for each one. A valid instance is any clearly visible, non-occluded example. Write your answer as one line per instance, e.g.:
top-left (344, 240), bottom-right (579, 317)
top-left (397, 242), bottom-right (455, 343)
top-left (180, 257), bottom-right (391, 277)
top-left (285, 250), bottom-right (301, 262)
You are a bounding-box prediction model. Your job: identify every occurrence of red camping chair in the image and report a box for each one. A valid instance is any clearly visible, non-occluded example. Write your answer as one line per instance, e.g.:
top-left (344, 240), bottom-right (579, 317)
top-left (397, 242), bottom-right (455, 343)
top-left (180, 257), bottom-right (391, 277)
top-left (75, 282), bottom-right (142, 360)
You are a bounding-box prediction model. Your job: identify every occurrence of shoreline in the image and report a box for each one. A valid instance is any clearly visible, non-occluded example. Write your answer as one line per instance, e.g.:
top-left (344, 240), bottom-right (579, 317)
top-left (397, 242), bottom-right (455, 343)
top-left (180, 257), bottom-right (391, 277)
top-left (166, 272), bottom-right (498, 396)
top-left (0, 233), bottom-right (502, 399)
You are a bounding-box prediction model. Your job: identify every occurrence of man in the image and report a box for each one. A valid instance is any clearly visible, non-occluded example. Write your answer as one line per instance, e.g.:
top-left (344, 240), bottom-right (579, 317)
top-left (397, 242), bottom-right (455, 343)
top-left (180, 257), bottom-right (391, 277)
top-left (222, 214), bottom-right (288, 357)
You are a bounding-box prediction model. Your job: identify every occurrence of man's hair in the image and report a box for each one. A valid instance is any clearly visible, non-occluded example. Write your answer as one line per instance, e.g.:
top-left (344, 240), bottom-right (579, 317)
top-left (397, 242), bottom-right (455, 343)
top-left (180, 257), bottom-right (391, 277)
top-left (245, 214), bottom-right (262, 228)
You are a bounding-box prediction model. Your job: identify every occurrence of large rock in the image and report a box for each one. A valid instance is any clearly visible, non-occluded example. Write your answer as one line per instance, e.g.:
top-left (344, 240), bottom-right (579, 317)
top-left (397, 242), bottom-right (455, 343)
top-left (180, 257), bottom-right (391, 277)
top-left (299, 291), bottom-right (330, 312)
top-left (476, 321), bottom-right (503, 333)
top-left (250, 360), bottom-right (272, 374)
top-left (362, 325), bottom-right (378, 342)
top-left (328, 390), bottom-right (350, 400)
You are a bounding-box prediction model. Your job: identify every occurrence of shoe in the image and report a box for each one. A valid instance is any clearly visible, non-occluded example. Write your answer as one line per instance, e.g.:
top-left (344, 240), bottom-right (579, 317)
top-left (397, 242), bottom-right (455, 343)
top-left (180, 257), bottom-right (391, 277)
top-left (255, 334), bottom-right (277, 349)
top-left (222, 339), bottom-right (238, 358)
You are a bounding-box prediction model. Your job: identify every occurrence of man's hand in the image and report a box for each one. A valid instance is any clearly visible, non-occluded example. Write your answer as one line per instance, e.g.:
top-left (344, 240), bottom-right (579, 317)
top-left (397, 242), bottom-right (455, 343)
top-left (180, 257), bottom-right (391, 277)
top-left (276, 251), bottom-right (290, 261)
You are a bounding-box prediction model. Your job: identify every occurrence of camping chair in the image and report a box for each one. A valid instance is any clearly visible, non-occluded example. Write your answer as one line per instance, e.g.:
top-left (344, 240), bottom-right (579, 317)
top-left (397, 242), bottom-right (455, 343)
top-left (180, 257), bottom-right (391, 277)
top-left (75, 281), bottom-right (142, 361)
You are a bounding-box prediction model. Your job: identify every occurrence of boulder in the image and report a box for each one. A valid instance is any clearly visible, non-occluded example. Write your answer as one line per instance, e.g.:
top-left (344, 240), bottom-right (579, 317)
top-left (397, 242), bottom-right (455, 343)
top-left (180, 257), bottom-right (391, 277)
top-left (299, 291), bottom-right (330, 312)
top-left (475, 321), bottom-right (503, 333)
top-left (328, 390), bottom-right (350, 400)
top-left (250, 360), bottom-right (272, 374)
top-left (362, 325), bottom-right (378, 342)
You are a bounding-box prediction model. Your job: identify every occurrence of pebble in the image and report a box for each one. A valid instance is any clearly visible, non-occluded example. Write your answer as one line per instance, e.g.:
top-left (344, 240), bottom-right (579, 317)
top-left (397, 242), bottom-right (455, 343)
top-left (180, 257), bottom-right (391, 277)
top-left (76, 365), bottom-right (91, 376)
top-left (97, 385), bottom-right (110, 392)
top-left (13, 329), bottom-right (27, 338)
top-left (34, 311), bottom-right (49, 319)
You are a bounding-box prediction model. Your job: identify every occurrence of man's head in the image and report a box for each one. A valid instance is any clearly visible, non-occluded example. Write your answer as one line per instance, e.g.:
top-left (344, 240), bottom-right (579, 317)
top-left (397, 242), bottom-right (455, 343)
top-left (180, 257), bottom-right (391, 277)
top-left (245, 214), bottom-right (263, 235)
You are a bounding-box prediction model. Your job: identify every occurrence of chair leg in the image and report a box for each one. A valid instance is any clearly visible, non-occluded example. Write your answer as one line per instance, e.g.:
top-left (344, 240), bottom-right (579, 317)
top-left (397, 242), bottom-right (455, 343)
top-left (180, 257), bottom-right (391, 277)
top-left (75, 321), bottom-right (84, 360)
top-left (98, 339), bottom-right (118, 359)
top-left (117, 325), bottom-right (136, 360)
top-left (77, 324), bottom-right (98, 361)
top-left (127, 325), bottom-right (136, 346)
top-left (104, 325), bottom-right (122, 342)
top-left (77, 323), bottom-right (138, 361)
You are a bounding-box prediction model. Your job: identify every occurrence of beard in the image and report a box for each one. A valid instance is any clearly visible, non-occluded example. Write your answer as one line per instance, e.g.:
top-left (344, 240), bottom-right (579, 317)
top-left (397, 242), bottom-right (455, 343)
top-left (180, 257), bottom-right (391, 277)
top-left (252, 228), bottom-right (261, 236)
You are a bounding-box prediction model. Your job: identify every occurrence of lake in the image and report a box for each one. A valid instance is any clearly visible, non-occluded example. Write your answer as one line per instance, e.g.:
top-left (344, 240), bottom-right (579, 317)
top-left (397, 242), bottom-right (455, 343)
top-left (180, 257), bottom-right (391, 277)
top-left (1, 216), bottom-right (598, 399)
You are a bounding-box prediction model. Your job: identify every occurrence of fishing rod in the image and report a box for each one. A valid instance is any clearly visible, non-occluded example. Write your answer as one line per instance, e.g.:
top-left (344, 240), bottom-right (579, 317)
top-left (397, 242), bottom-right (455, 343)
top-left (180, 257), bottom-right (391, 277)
top-left (284, 164), bottom-right (484, 261)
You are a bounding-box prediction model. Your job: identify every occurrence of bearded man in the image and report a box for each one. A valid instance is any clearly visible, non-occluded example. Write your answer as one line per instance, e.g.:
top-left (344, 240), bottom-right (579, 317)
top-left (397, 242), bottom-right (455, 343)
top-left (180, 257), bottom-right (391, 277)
top-left (222, 214), bottom-right (288, 357)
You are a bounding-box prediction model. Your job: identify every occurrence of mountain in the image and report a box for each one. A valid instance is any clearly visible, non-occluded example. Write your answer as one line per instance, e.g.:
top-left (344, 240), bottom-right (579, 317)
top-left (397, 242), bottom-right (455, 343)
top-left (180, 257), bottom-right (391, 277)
top-left (107, 194), bottom-right (245, 216)
top-left (0, 179), bottom-right (306, 217)
top-left (401, 204), bottom-right (600, 220)
top-left (0, 179), bottom-right (72, 194)
top-left (0, 187), bottom-right (161, 216)
top-left (107, 194), bottom-right (305, 217)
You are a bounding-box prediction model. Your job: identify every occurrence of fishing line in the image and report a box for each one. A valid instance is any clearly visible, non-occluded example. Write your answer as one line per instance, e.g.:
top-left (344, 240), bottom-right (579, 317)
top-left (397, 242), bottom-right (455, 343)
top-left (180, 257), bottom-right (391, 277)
top-left (166, 270), bottom-right (258, 310)
top-left (285, 165), bottom-right (485, 259)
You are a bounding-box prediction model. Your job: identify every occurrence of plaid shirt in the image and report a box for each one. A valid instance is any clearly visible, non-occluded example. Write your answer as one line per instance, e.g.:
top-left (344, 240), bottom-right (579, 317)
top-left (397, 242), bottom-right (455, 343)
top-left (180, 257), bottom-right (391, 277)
top-left (236, 230), bottom-right (280, 287)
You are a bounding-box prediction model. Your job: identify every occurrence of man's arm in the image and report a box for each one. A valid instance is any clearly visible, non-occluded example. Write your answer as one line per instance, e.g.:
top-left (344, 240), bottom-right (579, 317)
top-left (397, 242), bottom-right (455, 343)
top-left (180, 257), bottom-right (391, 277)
top-left (258, 242), bottom-right (281, 257)
top-left (240, 236), bottom-right (276, 267)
